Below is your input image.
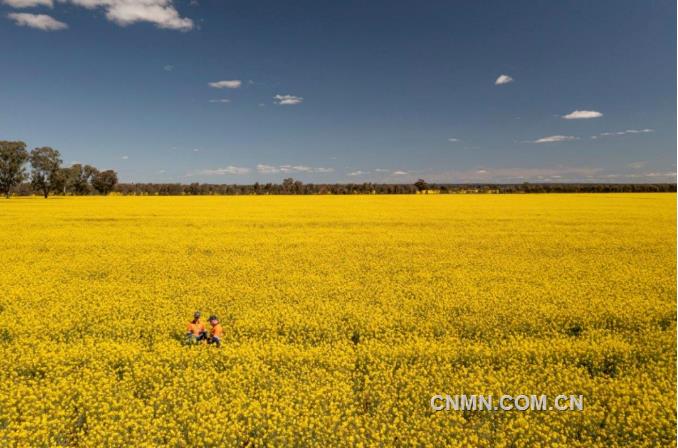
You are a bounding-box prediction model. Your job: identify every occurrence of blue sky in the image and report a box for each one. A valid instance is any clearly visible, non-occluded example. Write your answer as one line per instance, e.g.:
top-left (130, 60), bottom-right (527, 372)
top-left (1, 0), bottom-right (675, 183)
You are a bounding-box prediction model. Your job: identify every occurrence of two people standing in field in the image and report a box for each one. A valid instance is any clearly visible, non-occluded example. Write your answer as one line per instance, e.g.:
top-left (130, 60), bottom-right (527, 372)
top-left (186, 311), bottom-right (224, 347)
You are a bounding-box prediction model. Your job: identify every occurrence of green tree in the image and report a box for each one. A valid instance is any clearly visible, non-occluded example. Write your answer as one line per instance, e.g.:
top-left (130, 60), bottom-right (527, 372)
top-left (282, 178), bottom-right (295, 193)
top-left (414, 179), bottom-right (429, 192)
top-left (52, 168), bottom-right (69, 195)
top-left (0, 141), bottom-right (29, 198)
top-left (30, 147), bottom-right (63, 198)
top-left (91, 169), bottom-right (118, 195)
top-left (65, 164), bottom-right (98, 195)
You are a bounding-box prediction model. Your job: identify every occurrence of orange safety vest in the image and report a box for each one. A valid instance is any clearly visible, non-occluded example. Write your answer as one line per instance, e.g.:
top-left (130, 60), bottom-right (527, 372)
top-left (210, 323), bottom-right (224, 338)
top-left (187, 320), bottom-right (205, 336)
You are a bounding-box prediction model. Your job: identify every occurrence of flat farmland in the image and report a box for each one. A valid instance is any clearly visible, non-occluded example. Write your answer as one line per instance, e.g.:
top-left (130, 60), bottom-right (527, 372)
top-left (0, 194), bottom-right (675, 446)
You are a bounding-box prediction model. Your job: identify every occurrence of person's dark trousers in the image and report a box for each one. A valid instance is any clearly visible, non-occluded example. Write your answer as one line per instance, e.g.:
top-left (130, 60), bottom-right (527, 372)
top-left (187, 332), bottom-right (207, 344)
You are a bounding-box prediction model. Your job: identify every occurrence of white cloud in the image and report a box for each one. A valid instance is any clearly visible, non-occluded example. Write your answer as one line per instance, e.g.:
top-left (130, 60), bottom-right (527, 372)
top-left (624, 128), bottom-right (653, 133)
top-left (255, 164), bottom-right (278, 174)
top-left (163, 64), bottom-right (174, 71)
top-left (347, 170), bottom-right (366, 176)
top-left (274, 94), bottom-right (303, 105)
top-left (561, 110), bottom-right (603, 120)
top-left (495, 74), bottom-right (513, 85)
top-left (425, 166), bottom-right (605, 183)
top-left (643, 171), bottom-right (677, 178)
top-left (285, 165), bottom-right (311, 172)
top-left (3, 0), bottom-right (53, 7)
top-left (256, 164), bottom-right (332, 174)
top-left (208, 99), bottom-right (230, 103)
top-left (374, 168), bottom-right (389, 173)
top-left (448, 138), bottom-right (460, 142)
top-left (8, 12), bottom-right (67, 30)
top-left (417, 165), bottom-right (674, 183)
top-left (533, 135), bottom-right (578, 144)
top-left (208, 80), bottom-right (241, 89)
top-left (6, 0), bottom-right (193, 30)
top-left (60, 0), bottom-right (193, 31)
top-left (200, 166), bottom-right (250, 175)
top-left (392, 170), bottom-right (408, 175)
top-left (121, 155), bottom-right (129, 160)
top-left (596, 128), bottom-right (654, 138)
top-left (192, 148), bottom-right (199, 152)
top-left (627, 161), bottom-right (647, 169)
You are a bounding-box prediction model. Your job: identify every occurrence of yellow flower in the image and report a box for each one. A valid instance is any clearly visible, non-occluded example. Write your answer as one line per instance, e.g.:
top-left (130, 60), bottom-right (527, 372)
top-left (0, 194), bottom-right (674, 446)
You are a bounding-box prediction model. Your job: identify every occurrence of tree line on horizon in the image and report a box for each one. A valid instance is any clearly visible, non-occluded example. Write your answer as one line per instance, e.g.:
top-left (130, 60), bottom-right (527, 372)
top-left (1, 141), bottom-right (674, 197)
top-left (0, 141), bottom-right (119, 198)
top-left (113, 180), bottom-right (675, 195)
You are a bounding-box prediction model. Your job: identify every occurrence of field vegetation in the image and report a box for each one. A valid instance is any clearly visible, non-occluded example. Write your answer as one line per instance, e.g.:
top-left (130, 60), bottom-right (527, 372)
top-left (0, 194), bottom-right (675, 446)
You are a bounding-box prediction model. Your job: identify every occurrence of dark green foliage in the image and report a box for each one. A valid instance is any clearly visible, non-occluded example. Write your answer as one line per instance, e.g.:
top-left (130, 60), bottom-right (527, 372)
top-left (91, 169), bottom-right (118, 195)
top-left (112, 180), bottom-right (676, 195)
top-left (414, 179), bottom-right (429, 192)
top-left (0, 141), bottom-right (29, 198)
top-left (30, 146), bottom-right (63, 198)
top-left (65, 164), bottom-right (99, 195)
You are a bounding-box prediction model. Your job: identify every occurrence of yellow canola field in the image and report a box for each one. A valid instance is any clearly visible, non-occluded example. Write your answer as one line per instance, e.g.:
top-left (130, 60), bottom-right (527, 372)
top-left (0, 194), bottom-right (675, 447)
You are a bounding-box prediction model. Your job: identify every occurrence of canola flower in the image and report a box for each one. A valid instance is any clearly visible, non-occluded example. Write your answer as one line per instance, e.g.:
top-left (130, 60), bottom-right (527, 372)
top-left (0, 194), bottom-right (674, 447)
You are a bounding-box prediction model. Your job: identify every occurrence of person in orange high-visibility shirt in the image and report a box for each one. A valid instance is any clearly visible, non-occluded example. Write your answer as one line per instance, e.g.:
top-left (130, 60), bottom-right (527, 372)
top-left (186, 311), bottom-right (207, 344)
top-left (208, 315), bottom-right (224, 347)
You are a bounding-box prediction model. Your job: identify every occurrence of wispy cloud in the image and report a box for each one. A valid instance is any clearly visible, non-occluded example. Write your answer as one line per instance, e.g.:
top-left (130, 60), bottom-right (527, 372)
top-left (163, 64), bottom-right (174, 72)
top-left (208, 99), bottom-right (230, 103)
top-left (448, 138), bottom-right (460, 142)
top-left (392, 170), bottom-right (408, 175)
top-left (61, 0), bottom-right (193, 31)
top-left (256, 164), bottom-right (332, 174)
top-left (641, 171), bottom-right (677, 179)
top-left (627, 161), bottom-right (647, 169)
top-left (8, 12), bottom-right (67, 30)
top-left (274, 94), bottom-right (303, 105)
top-left (415, 165), bottom-right (676, 183)
top-left (561, 110), bottom-right (603, 120)
top-left (427, 166), bottom-right (604, 182)
top-left (209, 80), bottom-right (241, 89)
top-left (255, 164), bottom-right (278, 174)
top-left (121, 155), bottom-right (129, 160)
top-left (199, 166), bottom-right (250, 175)
top-left (374, 168), bottom-right (389, 173)
top-left (592, 128), bottom-right (653, 139)
top-left (3, 0), bottom-right (53, 7)
top-left (347, 170), bottom-right (366, 176)
top-left (287, 165), bottom-right (313, 172)
top-left (533, 135), bottom-right (578, 144)
top-left (495, 74), bottom-right (513, 85)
